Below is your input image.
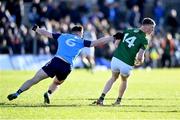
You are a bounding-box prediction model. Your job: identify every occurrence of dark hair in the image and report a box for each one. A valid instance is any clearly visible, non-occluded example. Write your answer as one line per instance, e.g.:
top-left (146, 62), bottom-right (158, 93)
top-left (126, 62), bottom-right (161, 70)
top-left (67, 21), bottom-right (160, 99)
top-left (71, 25), bottom-right (83, 32)
top-left (142, 18), bottom-right (156, 26)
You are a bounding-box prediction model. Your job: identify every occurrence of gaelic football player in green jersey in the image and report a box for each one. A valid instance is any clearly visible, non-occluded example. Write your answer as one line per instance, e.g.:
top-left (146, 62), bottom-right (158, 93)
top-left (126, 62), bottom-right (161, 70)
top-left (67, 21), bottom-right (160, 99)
top-left (93, 18), bottom-right (156, 105)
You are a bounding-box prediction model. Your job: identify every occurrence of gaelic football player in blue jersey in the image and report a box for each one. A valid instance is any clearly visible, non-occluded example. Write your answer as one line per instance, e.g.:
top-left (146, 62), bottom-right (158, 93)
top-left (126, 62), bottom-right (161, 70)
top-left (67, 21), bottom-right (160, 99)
top-left (7, 24), bottom-right (119, 104)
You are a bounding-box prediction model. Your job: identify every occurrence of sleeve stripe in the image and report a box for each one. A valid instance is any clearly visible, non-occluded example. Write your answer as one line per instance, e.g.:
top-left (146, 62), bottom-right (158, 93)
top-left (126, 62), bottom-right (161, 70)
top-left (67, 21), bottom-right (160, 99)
top-left (52, 33), bottom-right (61, 40)
top-left (83, 40), bottom-right (92, 47)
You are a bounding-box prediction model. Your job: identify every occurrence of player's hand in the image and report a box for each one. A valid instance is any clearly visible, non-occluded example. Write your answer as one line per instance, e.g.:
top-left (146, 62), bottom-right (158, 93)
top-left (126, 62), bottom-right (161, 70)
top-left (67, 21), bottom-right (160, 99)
top-left (134, 59), bottom-right (143, 66)
top-left (113, 32), bottom-right (123, 40)
top-left (32, 24), bottom-right (39, 31)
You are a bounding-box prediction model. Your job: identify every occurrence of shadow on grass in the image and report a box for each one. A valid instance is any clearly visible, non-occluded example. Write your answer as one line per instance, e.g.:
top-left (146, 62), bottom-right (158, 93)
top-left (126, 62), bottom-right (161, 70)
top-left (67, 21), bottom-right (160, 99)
top-left (54, 98), bottom-right (180, 101)
top-left (1, 102), bottom-right (180, 113)
top-left (0, 102), bottom-right (80, 107)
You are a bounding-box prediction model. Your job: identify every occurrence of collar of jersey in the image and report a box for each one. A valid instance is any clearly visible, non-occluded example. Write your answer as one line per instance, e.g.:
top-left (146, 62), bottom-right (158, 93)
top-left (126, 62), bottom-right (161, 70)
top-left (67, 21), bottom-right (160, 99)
top-left (138, 29), bottom-right (146, 37)
top-left (71, 33), bottom-right (82, 39)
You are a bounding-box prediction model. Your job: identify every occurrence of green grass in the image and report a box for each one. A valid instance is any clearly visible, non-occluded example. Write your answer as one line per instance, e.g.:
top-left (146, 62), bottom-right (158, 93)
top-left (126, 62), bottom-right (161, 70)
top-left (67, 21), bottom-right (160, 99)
top-left (0, 69), bottom-right (180, 119)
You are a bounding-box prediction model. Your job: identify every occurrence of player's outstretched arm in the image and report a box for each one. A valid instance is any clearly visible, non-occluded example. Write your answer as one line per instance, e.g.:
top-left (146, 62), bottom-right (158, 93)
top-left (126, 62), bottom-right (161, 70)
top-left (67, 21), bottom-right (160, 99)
top-left (90, 36), bottom-right (114, 47)
top-left (32, 24), bottom-right (53, 39)
top-left (90, 32), bottom-right (124, 47)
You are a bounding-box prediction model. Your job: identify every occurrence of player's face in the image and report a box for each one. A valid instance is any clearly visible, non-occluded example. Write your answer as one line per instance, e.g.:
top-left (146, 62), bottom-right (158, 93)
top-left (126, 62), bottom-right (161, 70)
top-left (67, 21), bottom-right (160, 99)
top-left (76, 30), bottom-right (83, 38)
top-left (146, 25), bottom-right (155, 35)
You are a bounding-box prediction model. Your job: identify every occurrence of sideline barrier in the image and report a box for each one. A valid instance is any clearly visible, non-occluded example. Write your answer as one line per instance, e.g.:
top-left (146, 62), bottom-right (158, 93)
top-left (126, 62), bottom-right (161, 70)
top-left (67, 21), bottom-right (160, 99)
top-left (0, 55), bottom-right (52, 70)
top-left (0, 55), bottom-right (110, 70)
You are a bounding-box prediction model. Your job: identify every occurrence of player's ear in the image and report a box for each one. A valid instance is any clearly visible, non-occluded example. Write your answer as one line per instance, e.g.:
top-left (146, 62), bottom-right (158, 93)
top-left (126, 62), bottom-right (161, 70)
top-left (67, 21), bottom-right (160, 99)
top-left (81, 30), bottom-right (84, 38)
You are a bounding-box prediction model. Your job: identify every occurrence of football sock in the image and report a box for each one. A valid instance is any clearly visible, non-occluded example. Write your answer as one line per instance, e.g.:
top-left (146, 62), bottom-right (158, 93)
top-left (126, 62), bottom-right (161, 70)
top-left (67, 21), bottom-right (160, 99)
top-left (15, 89), bottom-right (23, 96)
top-left (48, 90), bottom-right (52, 94)
top-left (99, 93), bottom-right (106, 100)
top-left (116, 97), bottom-right (122, 102)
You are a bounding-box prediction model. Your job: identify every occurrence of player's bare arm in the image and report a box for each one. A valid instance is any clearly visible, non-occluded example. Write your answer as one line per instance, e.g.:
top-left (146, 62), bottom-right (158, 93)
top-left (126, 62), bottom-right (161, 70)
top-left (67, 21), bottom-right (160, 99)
top-left (134, 49), bottom-right (145, 66)
top-left (90, 36), bottom-right (114, 47)
top-left (90, 32), bottom-right (124, 47)
top-left (32, 24), bottom-right (53, 39)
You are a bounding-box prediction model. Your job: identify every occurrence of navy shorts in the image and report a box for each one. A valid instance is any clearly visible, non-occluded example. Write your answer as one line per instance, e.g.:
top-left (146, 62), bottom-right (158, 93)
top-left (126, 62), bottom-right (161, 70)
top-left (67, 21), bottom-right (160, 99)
top-left (42, 57), bottom-right (71, 81)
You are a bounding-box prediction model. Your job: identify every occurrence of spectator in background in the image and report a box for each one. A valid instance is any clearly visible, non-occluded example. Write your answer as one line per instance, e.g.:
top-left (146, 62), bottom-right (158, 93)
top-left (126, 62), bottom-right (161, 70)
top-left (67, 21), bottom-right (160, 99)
top-left (14, 0), bottom-right (24, 27)
top-left (0, 28), bottom-right (10, 53)
top-left (0, 2), bottom-right (9, 28)
top-left (28, 5), bottom-right (40, 25)
top-left (125, 0), bottom-right (137, 10)
top-left (5, 0), bottom-right (24, 27)
top-left (160, 33), bottom-right (175, 67)
top-left (127, 5), bottom-right (140, 27)
top-left (58, 1), bottom-right (70, 19)
top-left (148, 36), bottom-right (160, 68)
top-left (165, 9), bottom-right (178, 37)
top-left (20, 25), bottom-right (34, 54)
top-left (136, 0), bottom-right (146, 21)
top-left (174, 34), bottom-right (180, 67)
top-left (107, 1), bottom-right (119, 25)
top-left (30, 0), bottom-right (41, 16)
top-left (81, 22), bottom-right (96, 71)
top-left (8, 25), bottom-right (23, 54)
top-left (69, 1), bottom-right (82, 24)
top-left (153, 0), bottom-right (164, 27)
top-left (97, 0), bottom-right (110, 19)
top-left (125, 0), bottom-right (146, 21)
top-left (45, 0), bottom-right (53, 20)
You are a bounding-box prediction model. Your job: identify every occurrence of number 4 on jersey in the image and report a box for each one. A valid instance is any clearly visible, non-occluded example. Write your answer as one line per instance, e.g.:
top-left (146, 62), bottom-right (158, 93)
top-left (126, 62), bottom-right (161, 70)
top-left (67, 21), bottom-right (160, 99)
top-left (122, 33), bottom-right (136, 48)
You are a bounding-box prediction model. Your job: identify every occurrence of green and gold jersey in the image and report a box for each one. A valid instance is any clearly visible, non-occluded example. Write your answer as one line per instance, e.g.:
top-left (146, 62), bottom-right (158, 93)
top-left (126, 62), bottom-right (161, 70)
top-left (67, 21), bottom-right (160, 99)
top-left (113, 28), bottom-right (148, 66)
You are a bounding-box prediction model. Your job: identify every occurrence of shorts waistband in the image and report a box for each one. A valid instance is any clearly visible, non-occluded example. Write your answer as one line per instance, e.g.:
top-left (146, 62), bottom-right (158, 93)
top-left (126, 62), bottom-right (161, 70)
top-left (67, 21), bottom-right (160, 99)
top-left (54, 56), bottom-right (70, 65)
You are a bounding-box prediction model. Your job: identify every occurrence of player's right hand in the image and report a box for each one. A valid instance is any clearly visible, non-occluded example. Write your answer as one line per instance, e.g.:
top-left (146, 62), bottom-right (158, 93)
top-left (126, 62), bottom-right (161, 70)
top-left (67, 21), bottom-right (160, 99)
top-left (32, 24), bottom-right (38, 31)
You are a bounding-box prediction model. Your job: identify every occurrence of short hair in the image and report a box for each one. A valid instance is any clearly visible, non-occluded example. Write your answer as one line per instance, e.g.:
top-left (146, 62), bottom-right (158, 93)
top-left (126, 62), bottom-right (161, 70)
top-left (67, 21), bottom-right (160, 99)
top-left (142, 18), bottom-right (156, 26)
top-left (71, 25), bottom-right (83, 32)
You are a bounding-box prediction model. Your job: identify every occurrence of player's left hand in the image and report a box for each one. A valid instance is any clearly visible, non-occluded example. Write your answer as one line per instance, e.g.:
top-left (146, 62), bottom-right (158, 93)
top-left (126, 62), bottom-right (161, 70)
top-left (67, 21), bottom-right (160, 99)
top-left (32, 24), bottom-right (39, 31)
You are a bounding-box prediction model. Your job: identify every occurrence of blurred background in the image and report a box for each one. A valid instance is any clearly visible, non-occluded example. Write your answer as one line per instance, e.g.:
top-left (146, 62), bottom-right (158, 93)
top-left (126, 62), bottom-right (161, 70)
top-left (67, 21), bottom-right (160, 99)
top-left (0, 0), bottom-right (180, 70)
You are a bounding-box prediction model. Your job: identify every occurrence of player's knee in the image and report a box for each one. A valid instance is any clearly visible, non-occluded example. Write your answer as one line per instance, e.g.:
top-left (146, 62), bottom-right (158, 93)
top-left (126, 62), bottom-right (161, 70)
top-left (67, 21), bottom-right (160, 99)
top-left (53, 81), bottom-right (60, 85)
top-left (53, 80), bottom-right (63, 85)
top-left (121, 75), bottom-right (129, 81)
top-left (112, 74), bottom-right (119, 80)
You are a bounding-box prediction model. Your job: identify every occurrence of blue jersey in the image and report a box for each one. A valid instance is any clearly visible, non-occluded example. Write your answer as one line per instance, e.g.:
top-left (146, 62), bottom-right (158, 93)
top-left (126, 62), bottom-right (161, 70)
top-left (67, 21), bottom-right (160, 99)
top-left (52, 33), bottom-right (91, 65)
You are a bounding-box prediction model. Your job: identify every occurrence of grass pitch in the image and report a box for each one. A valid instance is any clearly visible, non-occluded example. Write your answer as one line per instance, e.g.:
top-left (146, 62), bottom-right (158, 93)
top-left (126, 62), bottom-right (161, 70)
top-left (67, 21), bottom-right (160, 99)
top-left (0, 69), bottom-right (180, 119)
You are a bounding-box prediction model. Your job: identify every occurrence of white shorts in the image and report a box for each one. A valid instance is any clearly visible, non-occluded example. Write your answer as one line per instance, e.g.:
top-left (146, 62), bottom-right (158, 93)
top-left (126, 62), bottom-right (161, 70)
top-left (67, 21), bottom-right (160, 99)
top-left (81, 47), bottom-right (95, 57)
top-left (111, 57), bottom-right (133, 76)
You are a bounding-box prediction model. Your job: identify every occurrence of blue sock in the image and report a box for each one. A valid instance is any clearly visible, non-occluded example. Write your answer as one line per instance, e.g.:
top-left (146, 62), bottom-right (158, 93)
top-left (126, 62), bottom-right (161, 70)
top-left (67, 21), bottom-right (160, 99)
top-left (15, 89), bottom-right (23, 96)
top-left (15, 92), bottom-right (19, 96)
